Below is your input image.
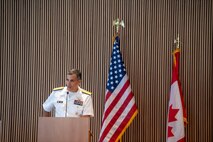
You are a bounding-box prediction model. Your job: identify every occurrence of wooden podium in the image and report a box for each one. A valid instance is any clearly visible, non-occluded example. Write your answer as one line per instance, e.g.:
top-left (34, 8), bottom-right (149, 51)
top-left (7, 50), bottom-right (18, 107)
top-left (38, 117), bottom-right (90, 142)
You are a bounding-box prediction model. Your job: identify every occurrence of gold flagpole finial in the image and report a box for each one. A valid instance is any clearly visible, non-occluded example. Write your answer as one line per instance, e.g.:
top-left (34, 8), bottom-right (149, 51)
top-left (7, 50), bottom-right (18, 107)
top-left (174, 34), bottom-right (180, 49)
top-left (113, 18), bottom-right (125, 34)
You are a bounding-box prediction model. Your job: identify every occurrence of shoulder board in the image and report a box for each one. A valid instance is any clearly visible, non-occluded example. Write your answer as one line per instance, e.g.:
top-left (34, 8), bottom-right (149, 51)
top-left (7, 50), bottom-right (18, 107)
top-left (53, 86), bottom-right (64, 91)
top-left (80, 88), bottom-right (92, 95)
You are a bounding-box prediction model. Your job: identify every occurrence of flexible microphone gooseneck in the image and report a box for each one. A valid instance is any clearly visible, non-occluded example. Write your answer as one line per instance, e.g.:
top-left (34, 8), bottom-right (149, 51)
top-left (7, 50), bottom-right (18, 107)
top-left (65, 92), bottom-right (69, 117)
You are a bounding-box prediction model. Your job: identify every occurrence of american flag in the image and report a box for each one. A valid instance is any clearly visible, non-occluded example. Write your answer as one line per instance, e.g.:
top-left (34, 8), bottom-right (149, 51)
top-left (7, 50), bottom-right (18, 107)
top-left (99, 36), bottom-right (138, 142)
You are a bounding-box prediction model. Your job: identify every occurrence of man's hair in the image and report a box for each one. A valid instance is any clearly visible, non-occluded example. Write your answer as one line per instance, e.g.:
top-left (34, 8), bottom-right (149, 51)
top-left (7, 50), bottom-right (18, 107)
top-left (67, 69), bottom-right (82, 80)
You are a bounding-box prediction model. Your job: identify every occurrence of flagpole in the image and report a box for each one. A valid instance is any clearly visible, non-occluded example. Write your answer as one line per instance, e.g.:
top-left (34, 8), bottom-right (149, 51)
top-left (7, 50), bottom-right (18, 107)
top-left (99, 18), bottom-right (138, 142)
top-left (113, 18), bottom-right (125, 142)
top-left (166, 35), bottom-right (187, 142)
top-left (174, 35), bottom-right (188, 125)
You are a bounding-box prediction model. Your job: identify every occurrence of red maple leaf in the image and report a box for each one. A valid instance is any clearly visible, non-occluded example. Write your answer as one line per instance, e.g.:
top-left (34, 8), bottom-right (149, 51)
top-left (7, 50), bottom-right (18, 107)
top-left (168, 104), bottom-right (179, 122)
top-left (168, 126), bottom-right (174, 137)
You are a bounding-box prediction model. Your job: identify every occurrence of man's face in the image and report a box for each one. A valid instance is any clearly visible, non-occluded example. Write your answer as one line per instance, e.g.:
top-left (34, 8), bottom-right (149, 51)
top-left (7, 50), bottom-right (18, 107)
top-left (66, 74), bottom-right (81, 92)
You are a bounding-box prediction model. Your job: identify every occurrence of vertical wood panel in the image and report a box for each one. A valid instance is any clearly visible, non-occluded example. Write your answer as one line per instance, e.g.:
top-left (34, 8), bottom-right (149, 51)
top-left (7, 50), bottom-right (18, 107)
top-left (0, 0), bottom-right (212, 142)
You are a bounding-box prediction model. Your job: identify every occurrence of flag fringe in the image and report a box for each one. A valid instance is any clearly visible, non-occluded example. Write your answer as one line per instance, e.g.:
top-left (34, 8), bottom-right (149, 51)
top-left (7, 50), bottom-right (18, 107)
top-left (184, 117), bottom-right (188, 125)
top-left (115, 110), bottom-right (138, 142)
top-left (173, 48), bottom-right (180, 67)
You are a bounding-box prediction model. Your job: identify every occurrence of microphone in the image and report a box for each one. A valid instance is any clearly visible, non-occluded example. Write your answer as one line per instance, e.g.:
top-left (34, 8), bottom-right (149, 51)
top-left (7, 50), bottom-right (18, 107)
top-left (65, 92), bottom-right (69, 117)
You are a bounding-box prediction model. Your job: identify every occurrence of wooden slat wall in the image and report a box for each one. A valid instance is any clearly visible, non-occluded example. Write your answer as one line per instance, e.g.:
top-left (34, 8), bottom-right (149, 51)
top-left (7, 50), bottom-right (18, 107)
top-left (0, 0), bottom-right (212, 141)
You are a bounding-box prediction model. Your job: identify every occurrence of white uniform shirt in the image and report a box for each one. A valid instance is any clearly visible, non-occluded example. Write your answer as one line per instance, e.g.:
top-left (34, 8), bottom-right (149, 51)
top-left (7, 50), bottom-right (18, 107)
top-left (43, 87), bottom-right (94, 117)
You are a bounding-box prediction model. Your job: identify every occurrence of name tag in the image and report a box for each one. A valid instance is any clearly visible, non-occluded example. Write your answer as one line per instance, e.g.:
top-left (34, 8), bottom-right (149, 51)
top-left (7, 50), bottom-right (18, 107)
top-left (57, 101), bottom-right (63, 103)
top-left (74, 100), bottom-right (83, 106)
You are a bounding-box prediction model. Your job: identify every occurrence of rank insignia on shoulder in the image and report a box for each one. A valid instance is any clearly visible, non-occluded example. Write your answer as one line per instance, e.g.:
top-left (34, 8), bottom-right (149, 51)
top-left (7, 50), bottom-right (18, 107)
top-left (57, 101), bottom-right (63, 103)
top-left (80, 88), bottom-right (92, 95)
top-left (53, 86), bottom-right (64, 91)
top-left (74, 100), bottom-right (83, 106)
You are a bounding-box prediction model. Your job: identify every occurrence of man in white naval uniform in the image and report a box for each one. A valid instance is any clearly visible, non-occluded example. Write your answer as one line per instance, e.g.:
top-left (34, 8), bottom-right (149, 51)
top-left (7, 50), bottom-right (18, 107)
top-left (43, 69), bottom-right (94, 117)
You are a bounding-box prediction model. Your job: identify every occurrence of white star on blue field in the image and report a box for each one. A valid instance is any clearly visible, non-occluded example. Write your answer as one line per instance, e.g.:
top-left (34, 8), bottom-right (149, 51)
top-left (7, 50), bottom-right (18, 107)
top-left (107, 36), bottom-right (126, 92)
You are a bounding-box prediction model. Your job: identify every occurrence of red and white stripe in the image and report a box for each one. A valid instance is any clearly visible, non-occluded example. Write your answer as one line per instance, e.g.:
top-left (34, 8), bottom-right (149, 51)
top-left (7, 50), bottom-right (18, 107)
top-left (99, 74), bottom-right (137, 142)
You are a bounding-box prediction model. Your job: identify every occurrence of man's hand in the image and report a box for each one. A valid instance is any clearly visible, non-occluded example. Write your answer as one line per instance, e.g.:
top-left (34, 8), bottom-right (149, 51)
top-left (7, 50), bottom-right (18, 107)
top-left (43, 110), bottom-right (51, 117)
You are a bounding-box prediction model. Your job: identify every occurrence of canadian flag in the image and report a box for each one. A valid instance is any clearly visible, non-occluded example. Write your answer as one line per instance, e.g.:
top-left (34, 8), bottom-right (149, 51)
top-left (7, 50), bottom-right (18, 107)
top-left (166, 48), bottom-right (187, 142)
